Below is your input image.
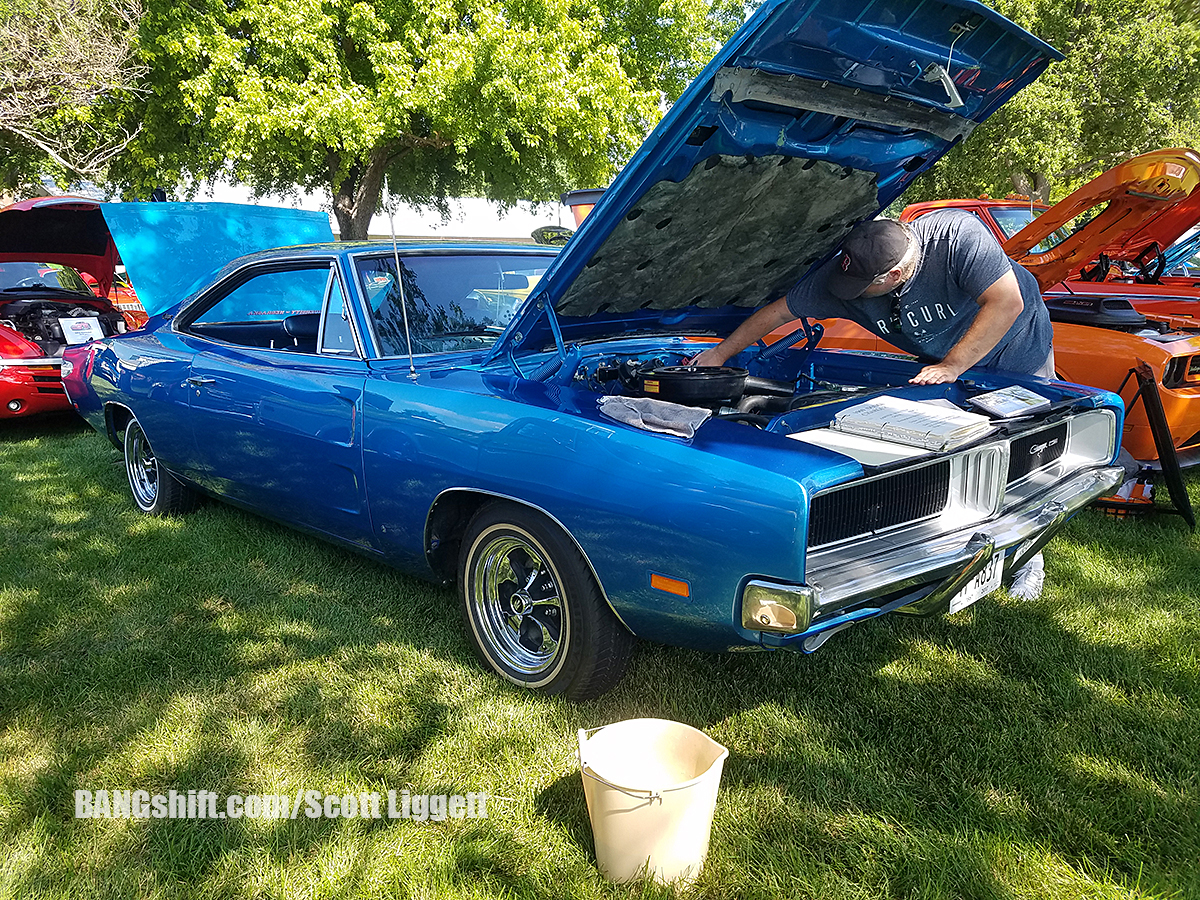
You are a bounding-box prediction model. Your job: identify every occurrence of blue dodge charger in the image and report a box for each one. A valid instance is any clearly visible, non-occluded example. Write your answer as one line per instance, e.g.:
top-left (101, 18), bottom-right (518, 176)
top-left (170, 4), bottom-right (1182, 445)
top-left (63, 0), bottom-right (1124, 698)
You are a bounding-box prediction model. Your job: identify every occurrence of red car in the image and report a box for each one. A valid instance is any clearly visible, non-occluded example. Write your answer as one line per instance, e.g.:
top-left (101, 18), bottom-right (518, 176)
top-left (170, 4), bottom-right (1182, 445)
top-left (0, 198), bottom-right (136, 419)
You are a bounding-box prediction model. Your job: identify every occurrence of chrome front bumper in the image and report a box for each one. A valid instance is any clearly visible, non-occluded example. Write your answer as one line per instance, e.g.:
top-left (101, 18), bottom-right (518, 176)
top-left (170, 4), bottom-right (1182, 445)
top-left (804, 465), bottom-right (1124, 613)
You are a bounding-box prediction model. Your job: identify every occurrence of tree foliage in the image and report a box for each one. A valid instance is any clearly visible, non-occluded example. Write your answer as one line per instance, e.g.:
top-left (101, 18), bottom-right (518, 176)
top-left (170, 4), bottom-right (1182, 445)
top-left (0, 0), bottom-right (145, 193)
top-left (906, 0), bottom-right (1200, 204)
top-left (116, 0), bottom-right (734, 237)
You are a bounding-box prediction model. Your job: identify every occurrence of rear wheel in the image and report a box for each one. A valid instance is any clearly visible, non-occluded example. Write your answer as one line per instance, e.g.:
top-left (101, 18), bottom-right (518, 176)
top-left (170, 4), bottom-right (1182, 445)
top-left (459, 503), bottom-right (634, 699)
top-left (123, 417), bottom-right (198, 515)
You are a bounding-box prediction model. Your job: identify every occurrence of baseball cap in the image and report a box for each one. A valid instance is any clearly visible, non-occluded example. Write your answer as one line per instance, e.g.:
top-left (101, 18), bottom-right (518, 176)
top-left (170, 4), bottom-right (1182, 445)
top-left (823, 219), bottom-right (911, 300)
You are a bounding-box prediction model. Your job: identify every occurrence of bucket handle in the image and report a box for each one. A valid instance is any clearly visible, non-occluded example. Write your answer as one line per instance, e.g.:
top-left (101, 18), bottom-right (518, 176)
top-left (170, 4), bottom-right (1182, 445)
top-left (579, 727), bottom-right (705, 804)
top-left (579, 766), bottom-right (664, 803)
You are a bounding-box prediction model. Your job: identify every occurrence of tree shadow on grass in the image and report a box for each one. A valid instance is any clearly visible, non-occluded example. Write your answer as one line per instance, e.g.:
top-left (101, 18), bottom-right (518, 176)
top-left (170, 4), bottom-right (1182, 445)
top-left (0, 424), bottom-right (477, 894)
top-left (3, 419), bottom-right (1198, 898)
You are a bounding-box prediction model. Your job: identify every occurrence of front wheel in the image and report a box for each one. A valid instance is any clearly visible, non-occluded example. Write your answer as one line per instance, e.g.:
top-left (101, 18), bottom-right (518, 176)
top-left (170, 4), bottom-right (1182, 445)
top-left (459, 503), bottom-right (634, 700)
top-left (123, 417), bottom-right (198, 515)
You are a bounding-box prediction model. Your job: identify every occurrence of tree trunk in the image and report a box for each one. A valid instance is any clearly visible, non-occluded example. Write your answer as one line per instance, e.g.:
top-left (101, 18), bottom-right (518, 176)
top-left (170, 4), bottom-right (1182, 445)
top-left (327, 145), bottom-right (391, 241)
top-left (1010, 169), bottom-right (1051, 204)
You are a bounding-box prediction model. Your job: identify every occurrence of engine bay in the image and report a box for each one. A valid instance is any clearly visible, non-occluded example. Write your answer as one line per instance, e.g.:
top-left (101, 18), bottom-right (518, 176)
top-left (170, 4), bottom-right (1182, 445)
top-left (575, 352), bottom-right (881, 425)
top-left (0, 298), bottom-right (126, 357)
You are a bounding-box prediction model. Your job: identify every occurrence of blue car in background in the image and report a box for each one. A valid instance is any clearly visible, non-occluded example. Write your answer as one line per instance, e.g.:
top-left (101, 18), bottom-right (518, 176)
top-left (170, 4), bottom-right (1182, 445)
top-left (63, 0), bottom-right (1125, 699)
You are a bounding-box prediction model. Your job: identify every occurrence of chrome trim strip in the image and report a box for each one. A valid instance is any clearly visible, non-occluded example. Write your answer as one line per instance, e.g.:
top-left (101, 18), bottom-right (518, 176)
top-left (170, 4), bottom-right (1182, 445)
top-left (0, 357), bottom-right (60, 368)
top-left (805, 465), bottom-right (1124, 611)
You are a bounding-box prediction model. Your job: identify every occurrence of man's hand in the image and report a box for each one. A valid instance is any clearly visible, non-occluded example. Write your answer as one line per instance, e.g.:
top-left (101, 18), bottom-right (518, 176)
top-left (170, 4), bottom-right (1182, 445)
top-left (909, 362), bottom-right (965, 385)
top-left (689, 346), bottom-right (729, 367)
top-left (685, 297), bottom-right (796, 369)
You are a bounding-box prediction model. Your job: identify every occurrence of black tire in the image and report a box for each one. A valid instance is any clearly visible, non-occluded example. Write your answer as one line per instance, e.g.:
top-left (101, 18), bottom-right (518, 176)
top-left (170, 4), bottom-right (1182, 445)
top-left (123, 417), bottom-right (199, 516)
top-left (459, 502), bottom-right (634, 700)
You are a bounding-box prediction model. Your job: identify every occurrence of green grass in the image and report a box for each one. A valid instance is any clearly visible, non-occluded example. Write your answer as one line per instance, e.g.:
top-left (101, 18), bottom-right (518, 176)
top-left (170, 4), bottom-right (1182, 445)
top-left (2, 413), bottom-right (1198, 899)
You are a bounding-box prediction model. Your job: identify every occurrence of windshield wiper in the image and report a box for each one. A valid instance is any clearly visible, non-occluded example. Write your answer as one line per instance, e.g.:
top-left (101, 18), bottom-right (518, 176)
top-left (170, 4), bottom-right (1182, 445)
top-left (1, 285), bottom-right (85, 295)
top-left (435, 326), bottom-right (505, 338)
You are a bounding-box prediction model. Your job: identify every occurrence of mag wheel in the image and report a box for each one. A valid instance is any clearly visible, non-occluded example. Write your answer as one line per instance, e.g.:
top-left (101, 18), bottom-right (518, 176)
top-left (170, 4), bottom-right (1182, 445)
top-left (459, 503), bottom-right (634, 699)
top-left (123, 417), bottom-right (198, 515)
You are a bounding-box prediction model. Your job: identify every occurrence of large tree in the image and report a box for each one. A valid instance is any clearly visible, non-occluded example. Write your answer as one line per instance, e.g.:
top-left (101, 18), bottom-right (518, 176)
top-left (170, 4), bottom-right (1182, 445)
top-left (116, 0), bottom-right (735, 238)
top-left (0, 0), bottom-right (144, 194)
top-left (903, 0), bottom-right (1200, 204)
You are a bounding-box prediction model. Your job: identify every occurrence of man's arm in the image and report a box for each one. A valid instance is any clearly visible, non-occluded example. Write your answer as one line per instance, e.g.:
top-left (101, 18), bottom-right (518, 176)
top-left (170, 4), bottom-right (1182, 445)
top-left (690, 297), bottom-right (796, 366)
top-left (910, 269), bottom-right (1023, 384)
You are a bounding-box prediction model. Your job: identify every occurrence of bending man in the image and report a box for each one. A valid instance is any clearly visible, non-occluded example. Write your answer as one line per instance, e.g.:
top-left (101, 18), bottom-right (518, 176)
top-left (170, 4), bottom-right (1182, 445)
top-left (691, 209), bottom-right (1053, 383)
top-left (692, 209), bottom-right (1055, 599)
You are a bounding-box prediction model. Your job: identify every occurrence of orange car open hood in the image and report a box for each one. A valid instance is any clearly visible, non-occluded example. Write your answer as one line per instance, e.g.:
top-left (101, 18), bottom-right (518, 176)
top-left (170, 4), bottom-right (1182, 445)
top-left (1003, 148), bottom-right (1200, 291)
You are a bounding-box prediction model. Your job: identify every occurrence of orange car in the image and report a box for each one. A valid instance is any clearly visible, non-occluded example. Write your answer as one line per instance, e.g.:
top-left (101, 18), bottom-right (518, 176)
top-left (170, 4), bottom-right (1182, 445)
top-left (815, 149), bottom-right (1200, 465)
top-left (78, 267), bottom-right (149, 329)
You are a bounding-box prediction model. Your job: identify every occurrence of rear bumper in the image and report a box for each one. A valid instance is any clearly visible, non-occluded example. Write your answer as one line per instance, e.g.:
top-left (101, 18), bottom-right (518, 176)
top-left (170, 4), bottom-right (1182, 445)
top-left (752, 464), bottom-right (1124, 650)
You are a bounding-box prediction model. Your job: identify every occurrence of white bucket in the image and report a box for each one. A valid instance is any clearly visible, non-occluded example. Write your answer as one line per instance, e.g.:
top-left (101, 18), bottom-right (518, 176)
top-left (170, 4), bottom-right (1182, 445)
top-left (578, 718), bottom-right (728, 884)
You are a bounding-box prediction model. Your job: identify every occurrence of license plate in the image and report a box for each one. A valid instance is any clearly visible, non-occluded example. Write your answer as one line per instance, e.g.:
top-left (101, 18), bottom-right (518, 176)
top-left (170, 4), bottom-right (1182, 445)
top-left (948, 552), bottom-right (1003, 614)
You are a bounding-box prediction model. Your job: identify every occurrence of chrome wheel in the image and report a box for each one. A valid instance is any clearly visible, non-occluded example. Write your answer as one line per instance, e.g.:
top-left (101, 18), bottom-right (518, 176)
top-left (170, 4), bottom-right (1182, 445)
top-left (121, 414), bottom-right (198, 516)
top-left (124, 420), bottom-right (159, 511)
top-left (459, 503), bottom-right (634, 698)
top-left (469, 531), bottom-right (566, 677)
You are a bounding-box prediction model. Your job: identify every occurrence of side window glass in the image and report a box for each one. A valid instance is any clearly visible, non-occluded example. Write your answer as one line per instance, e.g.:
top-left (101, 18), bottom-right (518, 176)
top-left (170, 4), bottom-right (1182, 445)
top-left (319, 272), bottom-right (357, 355)
top-left (187, 266), bottom-right (330, 351)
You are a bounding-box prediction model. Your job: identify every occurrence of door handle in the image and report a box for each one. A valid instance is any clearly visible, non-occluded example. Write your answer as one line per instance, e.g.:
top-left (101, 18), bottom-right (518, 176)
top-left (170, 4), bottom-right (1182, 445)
top-left (186, 376), bottom-right (215, 387)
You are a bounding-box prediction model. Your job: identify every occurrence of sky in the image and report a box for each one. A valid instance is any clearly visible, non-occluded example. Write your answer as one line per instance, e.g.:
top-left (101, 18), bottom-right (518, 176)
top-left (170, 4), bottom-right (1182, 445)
top-left (196, 183), bottom-right (577, 241)
top-left (44, 177), bottom-right (589, 240)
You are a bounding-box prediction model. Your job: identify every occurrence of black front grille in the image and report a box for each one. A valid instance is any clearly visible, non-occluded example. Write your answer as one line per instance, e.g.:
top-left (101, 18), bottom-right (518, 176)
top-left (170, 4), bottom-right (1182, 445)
top-left (1007, 423), bottom-right (1068, 483)
top-left (809, 460), bottom-right (951, 547)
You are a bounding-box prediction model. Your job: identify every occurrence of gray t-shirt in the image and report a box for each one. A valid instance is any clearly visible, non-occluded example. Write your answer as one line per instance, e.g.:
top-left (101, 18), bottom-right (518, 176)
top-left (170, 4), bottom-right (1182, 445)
top-left (785, 209), bottom-right (1052, 375)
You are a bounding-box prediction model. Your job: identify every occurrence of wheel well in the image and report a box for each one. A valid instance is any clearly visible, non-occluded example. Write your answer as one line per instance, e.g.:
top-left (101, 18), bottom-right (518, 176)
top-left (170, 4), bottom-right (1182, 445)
top-left (424, 491), bottom-right (623, 633)
top-left (425, 490), bottom-right (490, 583)
top-left (103, 403), bottom-right (135, 450)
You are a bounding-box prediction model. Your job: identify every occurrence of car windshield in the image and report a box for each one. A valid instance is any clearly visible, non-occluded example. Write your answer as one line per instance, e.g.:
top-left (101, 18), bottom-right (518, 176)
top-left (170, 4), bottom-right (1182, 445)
top-left (0, 261), bottom-right (94, 295)
top-left (990, 204), bottom-right (1102, 255)
top-left (356, 253), bottom-right (554, 356)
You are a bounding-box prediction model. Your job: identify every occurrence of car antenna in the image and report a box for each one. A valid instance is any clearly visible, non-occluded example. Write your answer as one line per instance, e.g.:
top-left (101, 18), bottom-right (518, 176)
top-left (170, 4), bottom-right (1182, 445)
top-left (386, 177), bottom-right (420, 380)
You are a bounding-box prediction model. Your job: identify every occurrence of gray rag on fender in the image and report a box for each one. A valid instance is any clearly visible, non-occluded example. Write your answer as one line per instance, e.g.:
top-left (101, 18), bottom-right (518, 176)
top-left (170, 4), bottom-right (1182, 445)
top-left (598, 396), bottom-right (712, 439)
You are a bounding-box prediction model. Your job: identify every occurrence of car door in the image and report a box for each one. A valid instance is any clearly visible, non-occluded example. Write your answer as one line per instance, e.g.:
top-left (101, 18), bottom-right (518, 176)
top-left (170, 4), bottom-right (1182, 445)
top-left (352, 249), bottom-right (556, 565)
top-left (178, 260), bottom-right (373, 546)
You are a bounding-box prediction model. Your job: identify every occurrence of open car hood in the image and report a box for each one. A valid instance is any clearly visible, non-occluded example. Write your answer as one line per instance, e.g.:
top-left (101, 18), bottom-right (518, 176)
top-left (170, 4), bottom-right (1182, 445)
top-left (1003, 148), bottom-right (1200, 291)
top-left (0, 197), bottom-right (120, 296)
top-left (95, 203), bottom-right (334, 316)
top-left (1099, 183), bottom-right (1200, 277)
top-left (0, 199), bottom-right (335, 317)
top-left (492, 0), bottom-right (1062, 359)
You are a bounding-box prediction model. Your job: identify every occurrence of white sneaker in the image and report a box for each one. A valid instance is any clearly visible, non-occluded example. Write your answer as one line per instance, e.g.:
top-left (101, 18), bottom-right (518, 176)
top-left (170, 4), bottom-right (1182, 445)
top-left (1009, 552), bottom-right (1045, 601)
